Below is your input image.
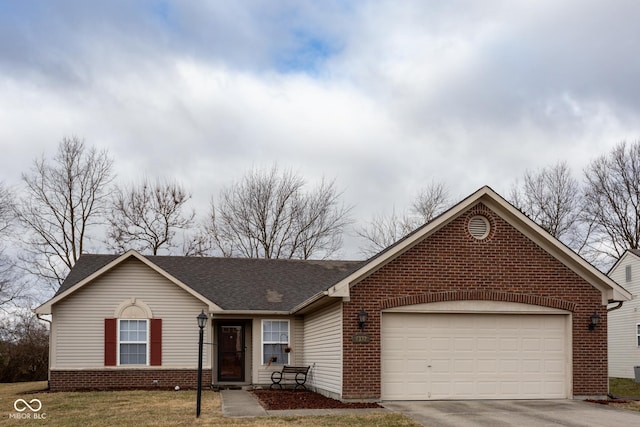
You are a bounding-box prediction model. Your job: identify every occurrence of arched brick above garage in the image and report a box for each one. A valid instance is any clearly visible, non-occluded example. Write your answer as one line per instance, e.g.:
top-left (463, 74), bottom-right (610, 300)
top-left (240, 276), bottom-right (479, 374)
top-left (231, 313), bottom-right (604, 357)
top-left (381, 291), bottom-right (577, 312)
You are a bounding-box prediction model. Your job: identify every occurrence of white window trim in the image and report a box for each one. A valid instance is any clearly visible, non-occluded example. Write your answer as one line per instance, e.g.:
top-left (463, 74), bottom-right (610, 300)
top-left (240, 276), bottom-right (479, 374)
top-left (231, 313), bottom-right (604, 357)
top-left (637, 323), bottom-right (640, 347)
top-left (117, 319), bottom-right (150, 366)
top-left (261, 319), bottom-right (290, 366)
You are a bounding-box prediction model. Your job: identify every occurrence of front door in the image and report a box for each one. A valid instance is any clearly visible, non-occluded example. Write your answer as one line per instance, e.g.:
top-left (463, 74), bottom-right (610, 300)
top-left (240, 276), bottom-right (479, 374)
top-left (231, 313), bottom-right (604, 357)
top-left (218, 323), bottom-right (245, 382)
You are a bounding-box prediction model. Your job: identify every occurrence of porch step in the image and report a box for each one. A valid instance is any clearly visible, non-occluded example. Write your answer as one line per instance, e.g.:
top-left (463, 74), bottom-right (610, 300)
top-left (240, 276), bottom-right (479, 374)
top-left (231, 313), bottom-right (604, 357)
top-left (211, 384), bottom-right (250, 391)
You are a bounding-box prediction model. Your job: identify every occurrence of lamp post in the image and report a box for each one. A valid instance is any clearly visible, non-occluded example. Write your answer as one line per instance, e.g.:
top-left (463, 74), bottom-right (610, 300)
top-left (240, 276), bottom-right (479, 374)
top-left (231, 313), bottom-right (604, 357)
top-left (196, 310), bottom-right (208, 418)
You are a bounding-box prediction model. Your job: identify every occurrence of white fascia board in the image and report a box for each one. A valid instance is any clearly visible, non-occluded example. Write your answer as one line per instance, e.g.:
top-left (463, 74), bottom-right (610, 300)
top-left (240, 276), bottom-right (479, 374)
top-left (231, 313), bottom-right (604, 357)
top-left (607, 250), bottom-right (639, 277)
top-left (209, 310), bottom-right (290, 316)
top-left (482, 192), bottom-right (632, 304)
top-left (35, 250), bottom-right (139, 314)
top-left (327, 186), bottom-right (492, 299)
top-left (289, 291), bottom-right (332, 314)
top-left (35, 249), bottom-right (222, 314)
top-left (326, 185), bottom-right (632, 306)
top-left (606, 251), bottom-right (627, 276)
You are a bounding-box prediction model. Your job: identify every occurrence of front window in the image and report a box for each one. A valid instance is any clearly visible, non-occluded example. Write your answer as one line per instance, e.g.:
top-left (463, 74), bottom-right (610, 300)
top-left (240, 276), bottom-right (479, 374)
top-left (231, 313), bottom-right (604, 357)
top-left (262, 320), bottom-right (289, 365)
top-left (119, 319), bottom-right (148, 365)
top-left (637, 324), bottom-right (640, 347)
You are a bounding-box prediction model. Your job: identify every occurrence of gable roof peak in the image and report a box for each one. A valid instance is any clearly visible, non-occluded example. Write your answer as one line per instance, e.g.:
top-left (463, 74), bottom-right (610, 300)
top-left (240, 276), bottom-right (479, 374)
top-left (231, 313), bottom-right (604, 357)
top-left (325, 185), bottom-right (631, 305)
top-left (35, 250), bottom-right (364, 315)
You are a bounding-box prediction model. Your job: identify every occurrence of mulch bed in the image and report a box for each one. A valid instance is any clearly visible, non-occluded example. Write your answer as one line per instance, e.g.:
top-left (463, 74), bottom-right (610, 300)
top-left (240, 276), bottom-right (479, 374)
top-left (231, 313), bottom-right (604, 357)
top-left (587, 399), bottom-right (631, 405)
top-left (251, 389), bottom-right (380, 410)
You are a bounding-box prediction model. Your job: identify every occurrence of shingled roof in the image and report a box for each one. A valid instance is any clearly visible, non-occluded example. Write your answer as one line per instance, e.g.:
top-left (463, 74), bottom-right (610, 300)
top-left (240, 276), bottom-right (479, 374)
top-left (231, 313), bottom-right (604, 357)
top-left (56, 254), bottom-right (364, 311)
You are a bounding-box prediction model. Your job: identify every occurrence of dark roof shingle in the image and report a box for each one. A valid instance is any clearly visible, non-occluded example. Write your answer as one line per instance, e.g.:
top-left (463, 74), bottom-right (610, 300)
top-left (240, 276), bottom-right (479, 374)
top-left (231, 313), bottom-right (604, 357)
top-left (57, 254), bottom-right (364, 311)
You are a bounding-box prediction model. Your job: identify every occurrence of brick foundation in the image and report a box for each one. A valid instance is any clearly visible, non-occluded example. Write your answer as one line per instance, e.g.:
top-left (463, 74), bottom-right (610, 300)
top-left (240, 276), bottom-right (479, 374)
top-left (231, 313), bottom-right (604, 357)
top-left (341, 203), bottom-right (608, 399)
top-left (49, 369), bottom-right (213, 391)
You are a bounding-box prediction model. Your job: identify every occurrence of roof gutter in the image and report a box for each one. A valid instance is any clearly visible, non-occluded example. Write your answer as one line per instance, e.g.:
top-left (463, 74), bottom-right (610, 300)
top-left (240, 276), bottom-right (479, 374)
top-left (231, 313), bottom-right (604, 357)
top-left (208, 310), bottom-right (290, 316)
top-left (290, 291), bottom-right (330, 314)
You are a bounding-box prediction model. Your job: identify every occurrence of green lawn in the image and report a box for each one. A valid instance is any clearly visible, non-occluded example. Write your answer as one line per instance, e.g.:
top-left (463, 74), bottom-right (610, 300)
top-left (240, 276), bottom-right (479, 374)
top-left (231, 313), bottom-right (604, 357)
top-left (610, 377), bottom-right (640, 398)
top-left (0, 382), bottom-right (418, 427)
top-left (607, 378), bottom-right (640, 413)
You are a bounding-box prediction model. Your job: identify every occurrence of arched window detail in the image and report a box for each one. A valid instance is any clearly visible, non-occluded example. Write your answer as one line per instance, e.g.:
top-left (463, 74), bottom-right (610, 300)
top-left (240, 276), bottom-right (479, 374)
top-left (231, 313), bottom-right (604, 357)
top-left (105, 298), bottom-right (161, 367)
top-left (114, 298), bottom-right (153, 319)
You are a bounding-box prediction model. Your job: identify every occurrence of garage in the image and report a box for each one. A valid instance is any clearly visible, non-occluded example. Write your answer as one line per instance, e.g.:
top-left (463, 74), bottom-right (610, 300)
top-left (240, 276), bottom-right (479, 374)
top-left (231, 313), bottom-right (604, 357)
top-left (381, 310), bottom-right (570, 400)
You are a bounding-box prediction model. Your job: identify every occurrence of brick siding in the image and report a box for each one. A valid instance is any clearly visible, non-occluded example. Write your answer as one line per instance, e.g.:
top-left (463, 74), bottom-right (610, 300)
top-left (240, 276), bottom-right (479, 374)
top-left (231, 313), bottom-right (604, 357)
top-left (49, 369), bottom-right (213, 391)
top-left (342, 203), bottom-right (607, 399)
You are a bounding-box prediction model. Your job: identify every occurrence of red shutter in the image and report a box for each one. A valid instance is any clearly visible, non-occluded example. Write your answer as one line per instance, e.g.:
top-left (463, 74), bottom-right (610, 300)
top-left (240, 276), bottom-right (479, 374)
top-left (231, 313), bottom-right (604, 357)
top-left (150, 318), bottom-right (162, 366)
top-left (104, 318), bottom-right (117, 366)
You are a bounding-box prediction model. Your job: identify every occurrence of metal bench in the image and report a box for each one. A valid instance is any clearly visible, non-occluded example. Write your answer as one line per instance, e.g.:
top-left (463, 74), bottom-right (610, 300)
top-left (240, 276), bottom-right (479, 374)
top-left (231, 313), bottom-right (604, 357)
top-left (270, 365), bottom-right (310, 391)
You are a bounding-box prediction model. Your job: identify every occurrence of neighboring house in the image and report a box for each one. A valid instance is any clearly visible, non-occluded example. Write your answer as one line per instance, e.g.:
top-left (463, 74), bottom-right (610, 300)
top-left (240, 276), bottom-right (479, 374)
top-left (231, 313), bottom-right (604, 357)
top-left (608, 249), bottom-right (640, 379)
top-left (35, 186), bottom-right (631, 400)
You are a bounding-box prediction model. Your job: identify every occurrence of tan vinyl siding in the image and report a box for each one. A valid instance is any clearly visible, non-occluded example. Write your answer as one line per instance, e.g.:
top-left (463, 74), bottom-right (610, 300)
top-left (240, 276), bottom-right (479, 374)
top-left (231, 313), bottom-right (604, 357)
top-left (608, 257), bottom-right (640, 378)
top-left (291, 317), bottom-right (304, 366)
top-left (51, 258), bottom-right (210, 369)
top-left (303, 301), bottom-right (342, 397)
top-left (252, 317), bottom-right (302, 385)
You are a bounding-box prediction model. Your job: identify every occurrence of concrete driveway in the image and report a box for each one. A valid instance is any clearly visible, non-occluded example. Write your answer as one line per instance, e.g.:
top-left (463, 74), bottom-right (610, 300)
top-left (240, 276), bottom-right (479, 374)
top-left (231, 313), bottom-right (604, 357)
top-left (382, 399), bottom-right (640, 427)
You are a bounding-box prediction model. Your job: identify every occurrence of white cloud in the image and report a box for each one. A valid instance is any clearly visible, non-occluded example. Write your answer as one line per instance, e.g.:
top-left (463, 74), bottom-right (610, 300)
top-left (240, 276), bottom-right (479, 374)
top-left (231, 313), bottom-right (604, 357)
top-left (2, 1), bottom-right (640, 258)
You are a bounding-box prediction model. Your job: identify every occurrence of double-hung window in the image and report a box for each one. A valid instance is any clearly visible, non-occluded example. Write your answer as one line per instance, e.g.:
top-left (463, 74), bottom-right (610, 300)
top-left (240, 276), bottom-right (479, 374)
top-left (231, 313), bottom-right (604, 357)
top-left (119, 319), bottom-right (148, 365)
top-left (637, 324), bottom-right (640, 347)
top-left (262, 320), bottom-right (289, 365)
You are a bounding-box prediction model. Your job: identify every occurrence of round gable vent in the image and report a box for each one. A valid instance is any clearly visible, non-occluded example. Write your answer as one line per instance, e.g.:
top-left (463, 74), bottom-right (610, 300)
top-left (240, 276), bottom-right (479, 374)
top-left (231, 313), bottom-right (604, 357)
top-left (468, 215), bottom-right (490, 240)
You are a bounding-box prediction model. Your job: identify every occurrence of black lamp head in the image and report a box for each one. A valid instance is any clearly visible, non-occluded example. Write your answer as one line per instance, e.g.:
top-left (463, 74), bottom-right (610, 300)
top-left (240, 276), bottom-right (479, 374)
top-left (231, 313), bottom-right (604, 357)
top-left (197, 310), bottom-right (208, 329)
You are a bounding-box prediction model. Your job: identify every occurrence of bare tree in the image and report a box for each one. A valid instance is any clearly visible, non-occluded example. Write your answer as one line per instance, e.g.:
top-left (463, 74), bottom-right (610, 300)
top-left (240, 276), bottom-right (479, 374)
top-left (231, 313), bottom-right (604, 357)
top-left (0, 182), bottom-right (23, 311)
top-left (509, 161), bottom-right (588, 253)
top-left (15, 137), bottom-right (114, 290)
top-left (0, 310), bottom-right (49, 382)
top-left (0, 260), bottom-right (20, 311)
top-left (0, 182), bottom-right (13, 237)
top-left (200, 166), bottom-right (351, 259)
top-left (356, 208), bottom-right (418, 257)
top-left (182, 230), bottom-right (212, 257)
top-left (357, 181), bottom-right (451, 257)
top-left (292, 178), bottom-right (351, 259)
top-left (412, 181), bottom-right (450, 222)
top-left (107, 179), bottom-right (195, 255)
top-left (583, 141), bottom-right (640, 263)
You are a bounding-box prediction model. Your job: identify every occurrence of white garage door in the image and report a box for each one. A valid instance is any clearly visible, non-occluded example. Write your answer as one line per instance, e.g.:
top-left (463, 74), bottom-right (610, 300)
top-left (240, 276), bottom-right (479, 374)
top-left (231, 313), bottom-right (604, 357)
top-left (381, 313), bottom-right (568, 400)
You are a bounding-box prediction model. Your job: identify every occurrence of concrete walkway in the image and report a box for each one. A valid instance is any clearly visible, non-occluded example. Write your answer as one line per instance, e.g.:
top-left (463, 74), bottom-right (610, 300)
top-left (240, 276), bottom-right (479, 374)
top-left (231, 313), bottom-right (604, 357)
top-left (382, 399), bottom-right (640, 427)
top-left (221, 390), bottom-right (640, 425)
top-left (220, 390), bottom-right (268, 417)
top-left (220, 389), bottom-right (388, 418)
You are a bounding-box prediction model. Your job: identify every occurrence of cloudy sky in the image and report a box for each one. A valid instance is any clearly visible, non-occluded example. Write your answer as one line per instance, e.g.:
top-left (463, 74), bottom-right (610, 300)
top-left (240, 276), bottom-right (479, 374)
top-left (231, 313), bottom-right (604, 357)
top-left (1, 0), bottom-right (639, 258)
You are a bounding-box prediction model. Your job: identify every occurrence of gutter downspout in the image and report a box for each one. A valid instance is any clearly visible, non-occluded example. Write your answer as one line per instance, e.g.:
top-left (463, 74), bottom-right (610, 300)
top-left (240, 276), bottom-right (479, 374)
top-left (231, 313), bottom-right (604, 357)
top-left (607, 300), bottom-right (624, 312)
